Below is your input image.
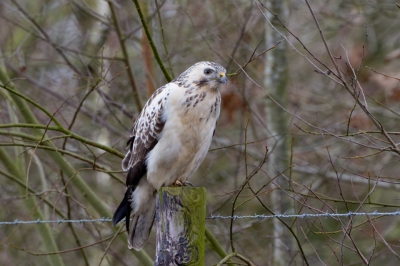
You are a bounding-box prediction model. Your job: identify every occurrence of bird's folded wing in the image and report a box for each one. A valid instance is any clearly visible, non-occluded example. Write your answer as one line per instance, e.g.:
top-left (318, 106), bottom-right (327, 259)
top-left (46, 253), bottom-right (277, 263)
top-left (122, 84), bottom-right (172, 187)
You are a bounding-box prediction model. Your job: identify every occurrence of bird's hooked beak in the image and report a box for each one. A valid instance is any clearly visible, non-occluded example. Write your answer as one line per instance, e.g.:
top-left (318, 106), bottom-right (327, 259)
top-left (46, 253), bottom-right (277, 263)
top-left (219, 72), bottom-right (228, 84)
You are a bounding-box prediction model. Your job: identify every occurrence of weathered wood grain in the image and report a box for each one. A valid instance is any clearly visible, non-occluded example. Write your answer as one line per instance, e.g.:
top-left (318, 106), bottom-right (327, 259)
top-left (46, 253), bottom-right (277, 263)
top-left (155, 187), bottom-right (206, 266)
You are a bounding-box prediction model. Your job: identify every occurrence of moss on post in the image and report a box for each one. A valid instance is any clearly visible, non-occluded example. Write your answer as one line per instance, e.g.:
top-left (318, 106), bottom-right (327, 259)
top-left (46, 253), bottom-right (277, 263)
top-left (155, 187), bottom-right (206, 266)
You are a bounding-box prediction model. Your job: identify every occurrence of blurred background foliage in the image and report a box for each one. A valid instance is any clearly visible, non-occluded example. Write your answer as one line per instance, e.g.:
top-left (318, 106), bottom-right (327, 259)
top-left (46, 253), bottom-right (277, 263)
top-left (1, 0), bottom-right (400, 265)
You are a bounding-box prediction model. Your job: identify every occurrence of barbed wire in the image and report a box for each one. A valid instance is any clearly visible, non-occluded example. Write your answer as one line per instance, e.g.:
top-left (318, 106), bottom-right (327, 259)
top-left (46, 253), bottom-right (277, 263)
top-left (1, 211), bottom-right (400, 225)
top-left (0, 217), bottom-right (112, 225)
top-left (208, 210), bottom-right (400, 220)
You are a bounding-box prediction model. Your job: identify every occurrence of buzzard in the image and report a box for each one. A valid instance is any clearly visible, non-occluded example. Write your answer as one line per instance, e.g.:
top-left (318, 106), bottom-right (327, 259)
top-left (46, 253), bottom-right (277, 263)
top-left (113, 61), bottom-right (227, 250)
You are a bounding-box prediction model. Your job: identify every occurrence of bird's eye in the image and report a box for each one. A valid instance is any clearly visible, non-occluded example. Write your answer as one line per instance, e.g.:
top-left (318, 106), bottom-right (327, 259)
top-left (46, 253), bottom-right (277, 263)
top-left (204, 68), bottom-right (213, 75)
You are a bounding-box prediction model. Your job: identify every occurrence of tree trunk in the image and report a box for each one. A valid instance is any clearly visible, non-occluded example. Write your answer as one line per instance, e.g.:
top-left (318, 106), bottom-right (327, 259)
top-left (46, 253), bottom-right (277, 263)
top-left (264, 0), bottom-right (297, 265)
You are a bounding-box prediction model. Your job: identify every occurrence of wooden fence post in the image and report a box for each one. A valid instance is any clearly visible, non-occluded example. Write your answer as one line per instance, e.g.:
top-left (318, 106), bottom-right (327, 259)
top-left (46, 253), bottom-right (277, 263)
top-left (155, 187), bottom-right (206, 266)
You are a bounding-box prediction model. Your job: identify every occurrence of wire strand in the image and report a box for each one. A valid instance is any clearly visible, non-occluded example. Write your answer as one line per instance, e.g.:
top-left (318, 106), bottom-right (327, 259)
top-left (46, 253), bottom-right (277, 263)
top-left (1, 211), bottom-right (399, 225)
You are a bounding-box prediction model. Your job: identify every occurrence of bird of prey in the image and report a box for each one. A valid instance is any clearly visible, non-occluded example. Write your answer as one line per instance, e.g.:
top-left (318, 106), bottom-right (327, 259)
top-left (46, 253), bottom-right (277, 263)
top-left (112, 61), bottom-right (227, 250)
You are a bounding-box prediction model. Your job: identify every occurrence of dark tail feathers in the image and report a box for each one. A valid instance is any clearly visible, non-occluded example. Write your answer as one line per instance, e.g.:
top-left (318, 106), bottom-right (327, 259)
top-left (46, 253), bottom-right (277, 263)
top-left (112, 187), bottom-right (132, 232)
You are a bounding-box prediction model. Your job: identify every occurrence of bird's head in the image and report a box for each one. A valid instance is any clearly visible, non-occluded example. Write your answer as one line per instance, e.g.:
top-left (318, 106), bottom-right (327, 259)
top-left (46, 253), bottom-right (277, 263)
top-left (175, 61), bottom-right (227, 91)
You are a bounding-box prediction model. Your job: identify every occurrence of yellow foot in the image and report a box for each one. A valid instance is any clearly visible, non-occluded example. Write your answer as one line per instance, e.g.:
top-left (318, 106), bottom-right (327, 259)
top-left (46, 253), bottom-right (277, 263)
top-left (173, 180), bottom-right (183, 187)
top-left (171, 180), bottom-right (194, 187)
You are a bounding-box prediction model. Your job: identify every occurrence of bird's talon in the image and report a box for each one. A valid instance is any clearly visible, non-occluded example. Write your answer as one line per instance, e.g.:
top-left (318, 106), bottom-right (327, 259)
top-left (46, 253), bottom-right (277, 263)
top-left (172, 180), bottom-right (193, 187)
top-left (173, 180), bottom-right (183, 187)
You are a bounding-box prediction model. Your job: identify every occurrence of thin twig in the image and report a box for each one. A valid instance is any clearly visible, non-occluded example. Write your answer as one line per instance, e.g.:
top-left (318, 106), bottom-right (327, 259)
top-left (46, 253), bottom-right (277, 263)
top-left (257, 1), bottom-right (341, 82)
top-left (132, 0), bottom-right (172, 82)
top-left (155, 0), bottom-right (174, 77)
top-left (98, 226), bottom-right (124, 265)
top-left (11, 0), bottom-right (85, 77)
top-left (108, 1), bottom-right (143, 111)
top-left (216, 253), bottom-right (255, 266)
top-left (366, 66), bottom-right (400, 81)
top-left (227, 39), bottom-right (283, 77)
top-left (346, 97), bottom-right (358, 136)
top-left (303, 0), bottom-right (400, 156)
top-left (9, 233), bottom-right (123, 256)
top-left (0, 123), bottom-right (124, 158)
top-left (229, 113), bottom-right (252, 253)
top-left (300, 226), bottom-right (326, 265)
top-left (0, 142), bottom-right (124, 182)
